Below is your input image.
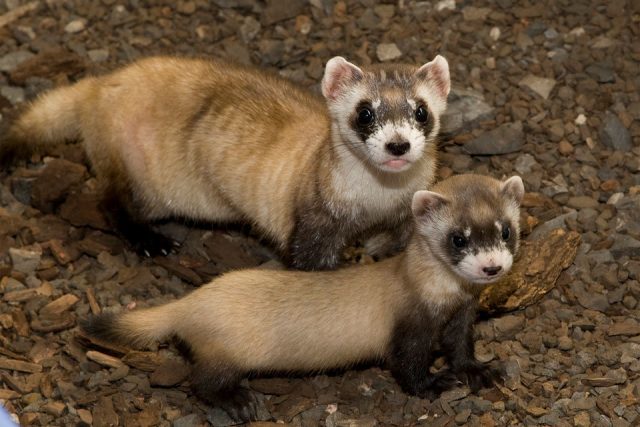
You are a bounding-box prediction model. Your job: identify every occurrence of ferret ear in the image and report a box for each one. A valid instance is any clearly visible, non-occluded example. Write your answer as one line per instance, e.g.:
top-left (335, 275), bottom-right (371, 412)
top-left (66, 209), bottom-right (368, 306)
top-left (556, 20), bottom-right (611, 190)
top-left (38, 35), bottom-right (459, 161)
top-left (501, 176), bottom-right (525, 205)
top-left (322, 56), bottom-right (364, 100)
top-left (415, 55), bottom-right (450, 100)
top-left (412, 190), bottom-right (449, 221)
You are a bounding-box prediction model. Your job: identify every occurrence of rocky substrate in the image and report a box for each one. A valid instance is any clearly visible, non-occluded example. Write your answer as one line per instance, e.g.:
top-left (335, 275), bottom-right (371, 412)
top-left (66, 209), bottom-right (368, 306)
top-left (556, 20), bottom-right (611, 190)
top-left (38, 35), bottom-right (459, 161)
top-left (0, 0), bottom-right (639, 426)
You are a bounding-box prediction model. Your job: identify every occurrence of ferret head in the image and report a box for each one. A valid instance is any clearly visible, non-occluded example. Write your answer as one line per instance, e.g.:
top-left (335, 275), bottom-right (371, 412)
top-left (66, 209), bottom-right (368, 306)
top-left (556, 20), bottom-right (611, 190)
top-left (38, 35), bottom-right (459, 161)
top-left (321, 56), bottom-right (450, 174)
top-left (411, 174), bottom-right (524, 284)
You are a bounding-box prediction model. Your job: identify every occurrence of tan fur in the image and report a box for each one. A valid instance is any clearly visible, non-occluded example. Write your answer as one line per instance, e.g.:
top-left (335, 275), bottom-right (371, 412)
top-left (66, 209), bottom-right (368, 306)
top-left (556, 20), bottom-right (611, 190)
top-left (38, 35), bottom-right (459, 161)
top-left (6, 56), bottom-right (445, 256)
top-left (88, 174), bottom-right (523, 373)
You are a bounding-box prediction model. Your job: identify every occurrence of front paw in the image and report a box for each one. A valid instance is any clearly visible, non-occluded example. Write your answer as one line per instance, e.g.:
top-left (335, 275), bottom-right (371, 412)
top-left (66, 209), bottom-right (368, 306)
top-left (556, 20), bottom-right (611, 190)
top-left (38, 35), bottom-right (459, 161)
top-left (400, 370), bottom-right (460, 400)
top-left (455, 362), bottom-right (504, 392)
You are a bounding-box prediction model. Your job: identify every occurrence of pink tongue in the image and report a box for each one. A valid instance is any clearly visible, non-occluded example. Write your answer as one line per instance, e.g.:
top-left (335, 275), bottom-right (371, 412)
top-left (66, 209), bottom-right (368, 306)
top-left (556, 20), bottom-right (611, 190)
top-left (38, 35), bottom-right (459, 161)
top-left (384, 159), bottom-right (408, 169)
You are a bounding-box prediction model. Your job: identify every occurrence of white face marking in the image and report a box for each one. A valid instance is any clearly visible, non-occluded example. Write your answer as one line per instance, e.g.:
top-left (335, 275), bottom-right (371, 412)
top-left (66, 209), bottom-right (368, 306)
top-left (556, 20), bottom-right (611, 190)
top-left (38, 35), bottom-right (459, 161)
top-left (372, 99), bottom-right (381, 109)
top-left (407, 99), bottom-right (417, 109)
top-left (365, 120), bottom-right (427, 172)
top-left (455, 247), bottom-right (513, 284)
top-left (464, 227), bottom-right (471, 238)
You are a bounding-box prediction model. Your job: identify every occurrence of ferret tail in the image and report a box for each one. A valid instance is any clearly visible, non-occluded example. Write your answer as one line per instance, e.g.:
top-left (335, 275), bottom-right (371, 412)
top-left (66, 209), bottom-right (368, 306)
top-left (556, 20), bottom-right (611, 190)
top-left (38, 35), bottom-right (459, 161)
top-left (0, 77), bottom-right (95, 165)
top-left (80, 303), bottom-right (177, 350)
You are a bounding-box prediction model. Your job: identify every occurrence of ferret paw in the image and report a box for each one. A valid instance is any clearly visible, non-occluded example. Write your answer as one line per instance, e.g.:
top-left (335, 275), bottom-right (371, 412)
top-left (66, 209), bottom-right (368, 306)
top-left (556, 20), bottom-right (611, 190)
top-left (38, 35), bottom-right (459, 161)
top-left (403, 370), bottom-right (460, 400)
top-left (456, 362), bottom-right (504, 392)
top-left (202, 387), bottom-right (259, 423)
top-left (130, 229), bottom-right (175, 257)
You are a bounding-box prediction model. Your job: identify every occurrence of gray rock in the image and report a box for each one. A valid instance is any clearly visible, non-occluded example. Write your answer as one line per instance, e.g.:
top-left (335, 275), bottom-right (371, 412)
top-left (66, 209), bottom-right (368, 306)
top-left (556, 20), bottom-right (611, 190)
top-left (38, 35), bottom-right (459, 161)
top-left (441, 87), bottom-right (494, 134)
top-left (239, 16), bottom-right (261, 43)
top-left (586, 62), bottom-right (616, 83)
top-left (87, 49), bottom-right (109, 62)
top-left (514, 153), bottom-right (538, 174)
top-left (376, 43), bottom-right (402, 62)
top-left (357, 8), bottom-right (380, 30)
top-left (529, 211), bottom-right (577, 240)
top-left (173, 414), bottom-right (201, 427)
top-left (262, 0), bottom-right (306, 25)
top-left (493, 315), bottom-right (525, 340)
top-left (519, 75), bottom-right (556, 99)
top-left (206, 408), bottom-right (235, 426)
top-left (9, 246), bottom-right (42, 274)
top-left (611, 234), bottom-right (640, 258)
top-left (1, 85), bottom-right (25, 105)
top-left (0, 50), bottom-right (34, 72)
top-left (464, 121), bottom-right (524, 155)
top-left (600, 112), bottom-right (632, 152)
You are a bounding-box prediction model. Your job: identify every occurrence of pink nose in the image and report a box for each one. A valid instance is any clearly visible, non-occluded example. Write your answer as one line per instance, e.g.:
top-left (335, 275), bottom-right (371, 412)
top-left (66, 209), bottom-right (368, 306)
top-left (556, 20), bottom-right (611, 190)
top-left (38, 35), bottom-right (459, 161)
top-left (483, 266), bottom-right (502, 276)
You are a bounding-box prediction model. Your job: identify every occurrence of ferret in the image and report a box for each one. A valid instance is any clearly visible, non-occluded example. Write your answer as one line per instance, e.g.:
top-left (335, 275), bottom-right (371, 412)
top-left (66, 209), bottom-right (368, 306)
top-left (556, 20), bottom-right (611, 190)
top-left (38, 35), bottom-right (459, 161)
top-left (81, 173), bottom-right (525, 421)
top-left (0, 55), bottom-right (450, 270)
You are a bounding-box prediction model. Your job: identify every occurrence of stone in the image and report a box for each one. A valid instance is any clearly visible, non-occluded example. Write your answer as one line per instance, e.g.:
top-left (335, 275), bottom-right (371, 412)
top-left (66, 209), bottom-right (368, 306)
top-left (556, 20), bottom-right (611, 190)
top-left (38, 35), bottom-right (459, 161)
top-left (9, 246), bottom-right (42, 274)
top-left (240, 16), bottom-right (261, 43)
top-left (464, 121), bottom-right (524, 155)
top-left (441, 87), bottom-right (494, 133)
top-left (462, 6), bottom-right (491, 21)
top-left (493, 315), bottom-right (524, 340)
top-left (30, 159), bottom-right (87, 212)
top-left (566, 196), bottom-right (599, 209)
top-left (519, 75), bottom-right (556, 99)
top-left (558, 336), bottom-right (573, 351)
top-left (262, 0), bottom-right (306, 25)
top-left (150, 359), bottom-right (191, 386)
top-left (173, 414), bottom-right (201, 427)
top-left (610, 234), bottom-right (640, 258)
top-left (376, 43), bottom-right (402, 62)
top-left (514, 154), bottom-right (538, 174)
top-left (64, 19), bottom-right (86, 33)
top-left (87, 49), bottom-right (109, 62)
top-left (0, 86), bottom-right (25, 104)
top-left (586, 62), bottom-right (615, 83)
top-left (600, 112), bottom-right (632, 152)
top-left (0, 50), bottom-right (34, 72)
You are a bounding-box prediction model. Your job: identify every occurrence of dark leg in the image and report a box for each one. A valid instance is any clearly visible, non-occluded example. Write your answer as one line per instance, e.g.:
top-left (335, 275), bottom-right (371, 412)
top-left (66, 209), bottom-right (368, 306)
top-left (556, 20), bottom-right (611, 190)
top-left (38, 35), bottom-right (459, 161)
top-left (364, 218), bottom-right (413, 259)
top-left (190, 361), bottom-right (257, 423)
top-left (440, 301), bottom-right (503, 392)
top-left (388, 308), bottom-right (459, 399)
top-left (101, 183), bottom-right (174, 257)
top-left (287, 209), bottom-right (349, 271)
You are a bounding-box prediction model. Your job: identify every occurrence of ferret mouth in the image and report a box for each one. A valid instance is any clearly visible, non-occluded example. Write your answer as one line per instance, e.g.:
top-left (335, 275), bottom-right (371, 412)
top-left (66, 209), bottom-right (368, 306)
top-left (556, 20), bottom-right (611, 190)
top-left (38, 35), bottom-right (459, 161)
top-left (379, 159), bottom-right (411, 171)
top-left (469, 274), bottom-right (505, 284)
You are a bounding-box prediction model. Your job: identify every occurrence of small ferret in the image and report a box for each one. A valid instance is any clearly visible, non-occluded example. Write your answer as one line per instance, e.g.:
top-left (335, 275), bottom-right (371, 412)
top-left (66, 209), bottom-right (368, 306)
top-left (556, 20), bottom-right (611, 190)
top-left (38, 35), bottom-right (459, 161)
top-left (81, 173), bottom-right (524, 420)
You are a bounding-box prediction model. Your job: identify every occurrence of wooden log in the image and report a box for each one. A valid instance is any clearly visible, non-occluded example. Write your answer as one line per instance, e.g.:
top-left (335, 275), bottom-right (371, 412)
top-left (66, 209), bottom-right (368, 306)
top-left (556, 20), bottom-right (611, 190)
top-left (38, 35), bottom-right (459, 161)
top-left (479, 228), bottom-right (581, 313)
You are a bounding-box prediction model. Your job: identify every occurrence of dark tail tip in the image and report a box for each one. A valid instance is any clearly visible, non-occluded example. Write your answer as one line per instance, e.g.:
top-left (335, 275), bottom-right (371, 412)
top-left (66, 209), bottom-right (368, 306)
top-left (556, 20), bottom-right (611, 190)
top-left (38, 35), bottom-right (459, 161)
top-left (80, 312), bottom-right (124, 345)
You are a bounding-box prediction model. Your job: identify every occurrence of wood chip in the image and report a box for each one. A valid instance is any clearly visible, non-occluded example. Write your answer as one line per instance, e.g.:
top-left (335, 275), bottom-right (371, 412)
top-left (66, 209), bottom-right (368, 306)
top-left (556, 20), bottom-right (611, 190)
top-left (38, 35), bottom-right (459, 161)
top-left (42, 401), bottom-right (66, 417)
top-left (0, 1), bottom-right (39, 28)
top-left (30, 313), bottom-right (76, 333)
top-left (86, 287), bottom-right (101, 314)
top-left (0, 388), bottom-right (19, 399)
top-left (86, 350), bottom-right (126, 369)
top-left (0, 358), bottom-right (42, 373)
top-left (121, 351), bottom-right (163, 372)
top-left (40, 294), bottom-right (79, 317)
top-left (11, 310), bottom-right (30, 336)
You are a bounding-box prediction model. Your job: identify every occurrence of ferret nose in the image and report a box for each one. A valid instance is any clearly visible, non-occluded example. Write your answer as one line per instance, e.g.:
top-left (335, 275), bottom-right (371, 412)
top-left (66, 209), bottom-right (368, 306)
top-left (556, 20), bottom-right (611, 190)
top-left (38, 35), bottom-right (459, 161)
top-left (483, 266), bottom-right (502, 276)
top-left (385, 141), bottom-right (410, 156)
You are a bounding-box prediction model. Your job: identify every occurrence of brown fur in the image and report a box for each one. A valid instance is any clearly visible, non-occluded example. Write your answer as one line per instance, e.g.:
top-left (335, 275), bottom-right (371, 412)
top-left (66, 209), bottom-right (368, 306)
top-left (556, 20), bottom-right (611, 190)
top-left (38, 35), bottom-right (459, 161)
top-left (2, 56), bottom-right (449, 268)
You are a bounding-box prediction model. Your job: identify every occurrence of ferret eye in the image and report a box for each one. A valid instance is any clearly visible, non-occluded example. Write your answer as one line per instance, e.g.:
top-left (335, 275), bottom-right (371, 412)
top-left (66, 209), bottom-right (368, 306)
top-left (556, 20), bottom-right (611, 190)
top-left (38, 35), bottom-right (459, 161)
top-left (356, 107), bottom-right (375, 126)
top-left (502, 224), bottom-right (511, 241)
top-left (451, 234), bottom-right (467, 249)
top-left (415, 105), bottom-right (429, 123)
